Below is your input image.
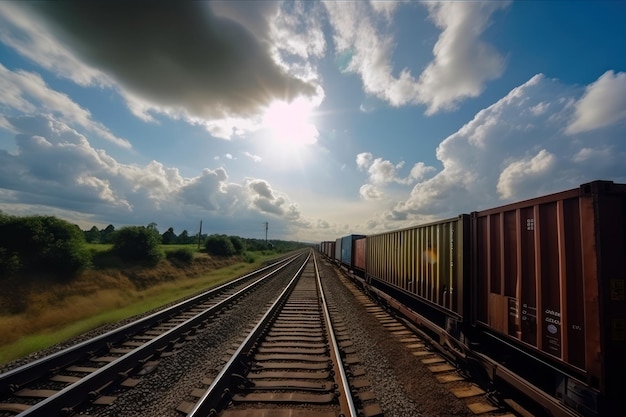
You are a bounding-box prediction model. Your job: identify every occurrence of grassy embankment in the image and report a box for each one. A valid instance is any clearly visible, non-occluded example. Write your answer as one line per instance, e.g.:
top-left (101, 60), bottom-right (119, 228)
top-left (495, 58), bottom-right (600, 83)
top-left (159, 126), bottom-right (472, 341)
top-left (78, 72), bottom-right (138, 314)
top-left (0, 245), bottom-right (280, 366)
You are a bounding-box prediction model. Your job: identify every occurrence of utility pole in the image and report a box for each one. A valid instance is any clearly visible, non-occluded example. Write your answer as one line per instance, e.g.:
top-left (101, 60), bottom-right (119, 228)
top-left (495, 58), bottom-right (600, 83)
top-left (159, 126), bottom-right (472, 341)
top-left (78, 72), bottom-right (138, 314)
top-left (197, 220), bottom-right (202, 250)
top-left (264, 221), bottom-right (268, 245)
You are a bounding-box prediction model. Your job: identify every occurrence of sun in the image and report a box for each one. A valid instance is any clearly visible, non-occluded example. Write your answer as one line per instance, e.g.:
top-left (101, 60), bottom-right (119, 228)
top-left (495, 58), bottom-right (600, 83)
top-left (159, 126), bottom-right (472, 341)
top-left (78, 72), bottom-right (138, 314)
top-left (262, 97), bottom-right (318, 149)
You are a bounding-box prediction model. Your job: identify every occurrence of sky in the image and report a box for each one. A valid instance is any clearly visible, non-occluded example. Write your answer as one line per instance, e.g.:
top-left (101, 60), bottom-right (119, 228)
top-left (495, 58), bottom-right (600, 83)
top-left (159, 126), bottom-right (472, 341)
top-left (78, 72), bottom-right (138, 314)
top-left (0, 1), bottom-right (625, 243)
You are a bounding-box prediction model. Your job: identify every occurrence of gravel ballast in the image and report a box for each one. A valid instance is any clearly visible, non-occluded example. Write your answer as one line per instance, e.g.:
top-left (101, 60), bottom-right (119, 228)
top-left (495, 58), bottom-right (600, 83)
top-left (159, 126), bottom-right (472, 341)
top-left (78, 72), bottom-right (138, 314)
top-left (2, 254), bottom-right (504, 417)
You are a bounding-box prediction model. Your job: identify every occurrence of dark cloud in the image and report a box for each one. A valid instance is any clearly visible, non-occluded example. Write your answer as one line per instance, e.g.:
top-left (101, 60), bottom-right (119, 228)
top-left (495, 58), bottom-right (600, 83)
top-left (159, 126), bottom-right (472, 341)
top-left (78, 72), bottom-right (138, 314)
top-left (20, 2), bottom-right (316, 121)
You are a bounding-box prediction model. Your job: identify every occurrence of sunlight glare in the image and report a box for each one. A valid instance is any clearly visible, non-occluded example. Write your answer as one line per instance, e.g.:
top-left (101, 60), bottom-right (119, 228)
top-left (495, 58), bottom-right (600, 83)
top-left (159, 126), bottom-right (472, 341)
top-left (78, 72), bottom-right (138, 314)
top-left (262, 98), bottom-right (318, 148)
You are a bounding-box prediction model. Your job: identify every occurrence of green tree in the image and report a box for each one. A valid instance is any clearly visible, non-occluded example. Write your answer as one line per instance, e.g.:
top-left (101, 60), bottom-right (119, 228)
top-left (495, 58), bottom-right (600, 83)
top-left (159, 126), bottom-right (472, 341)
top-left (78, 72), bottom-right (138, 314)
top-left (84, 225), bottom-right (100, 243)
top-left (100, 224), bottom-right (116, 243)
top-left (161, 227), bottom-right (177, 244)
top-left (229, 235), bottom-right (245, 254)
top-left (112, 226), bottom-right (163, 265)
top-left (205, 234), bottom-right (236, 256)
top-left (0, 215), bottom-right (90, 278)
top-left (179, 230), bottom-right (190, 244)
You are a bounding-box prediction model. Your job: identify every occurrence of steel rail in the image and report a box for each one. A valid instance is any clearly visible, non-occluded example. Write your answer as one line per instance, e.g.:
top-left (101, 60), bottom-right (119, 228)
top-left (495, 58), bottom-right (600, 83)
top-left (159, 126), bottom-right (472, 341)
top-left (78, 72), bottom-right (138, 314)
top-left (314, 252), bottom-right (358, 417)
top-left (187, 251), bottom-right (311, 417)
top-left (0, 253), bottom-right (299, 397)
top-left (12, 253), bottom-right (304, 417)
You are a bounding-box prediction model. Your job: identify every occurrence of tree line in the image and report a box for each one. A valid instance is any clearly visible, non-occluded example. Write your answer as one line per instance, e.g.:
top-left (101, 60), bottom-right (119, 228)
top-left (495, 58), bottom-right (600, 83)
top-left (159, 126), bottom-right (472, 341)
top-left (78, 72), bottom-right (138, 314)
top-left (83, 223), bottom-right (198, 245)
top-left (0, 213), bottom-right (309, 280)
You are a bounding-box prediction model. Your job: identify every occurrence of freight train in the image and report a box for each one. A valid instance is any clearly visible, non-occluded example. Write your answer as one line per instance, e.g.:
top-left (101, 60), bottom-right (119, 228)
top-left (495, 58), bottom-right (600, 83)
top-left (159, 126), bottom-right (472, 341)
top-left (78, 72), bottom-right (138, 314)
top-left (320, 180), bottom-right (625, 417)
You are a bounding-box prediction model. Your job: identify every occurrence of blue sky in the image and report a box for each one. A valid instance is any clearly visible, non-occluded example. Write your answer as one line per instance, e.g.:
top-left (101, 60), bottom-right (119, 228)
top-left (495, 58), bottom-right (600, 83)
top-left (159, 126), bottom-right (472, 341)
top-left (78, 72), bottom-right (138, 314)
top-left (1, 1), bottom-right (625, 242)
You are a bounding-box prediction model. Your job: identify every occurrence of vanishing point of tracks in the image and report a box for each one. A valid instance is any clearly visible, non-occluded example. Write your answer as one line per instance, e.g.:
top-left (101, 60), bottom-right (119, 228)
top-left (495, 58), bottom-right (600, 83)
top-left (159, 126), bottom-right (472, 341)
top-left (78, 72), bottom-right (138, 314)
top-left (0, 251), bottom-right (380, 417)
top-left (180, 250), bottom-right (379, 417)
top-left (1, 249), bottom-right (521, 417)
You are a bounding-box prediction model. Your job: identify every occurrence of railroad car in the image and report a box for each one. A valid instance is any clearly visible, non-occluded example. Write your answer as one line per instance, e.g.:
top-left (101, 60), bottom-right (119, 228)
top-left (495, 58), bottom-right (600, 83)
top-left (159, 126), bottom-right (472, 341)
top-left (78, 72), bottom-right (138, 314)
top-left (352, 236), bottom-right (366, 276)
top-left (319, 240), bottom-right (335, 259)
top-left (334, 237), bottom-right (341, 263)
top-left (364, 215), bottom-right (470, 348)
top-left (340, 234), bottom-right (365, 269)
top-left (321, 180), bottom-right (626, 417)
top-left (469, 180), bottom-right (625, 417)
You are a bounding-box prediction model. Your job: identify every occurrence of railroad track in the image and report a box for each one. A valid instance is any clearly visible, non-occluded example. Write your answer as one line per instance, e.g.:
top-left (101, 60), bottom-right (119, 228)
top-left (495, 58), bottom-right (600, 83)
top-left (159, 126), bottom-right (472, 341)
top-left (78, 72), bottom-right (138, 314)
top-left (179, 251), bottom-right (382, 417)
top-left (332, 262), bottom-right (526, 417)
top-left (0, 252), bottom-right (307, 416)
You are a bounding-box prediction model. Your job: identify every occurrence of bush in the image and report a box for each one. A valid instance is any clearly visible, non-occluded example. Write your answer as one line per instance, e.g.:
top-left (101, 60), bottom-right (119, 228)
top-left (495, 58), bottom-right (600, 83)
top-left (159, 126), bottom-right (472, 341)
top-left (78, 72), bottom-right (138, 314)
top-left (0, 215), bottom-right (90, 279)
top-left (205, 234), bottom-right (236, 257)
top-left (229, 236), bottom-right (245, 254)
top-left (242, 251), bottom-right (256, 263)
top-left (166, 248), bottom-right (194, 265)
top-left (0, 248), bottom-right (21, 277)
top-left (112, 226), bottom-right (163, 266)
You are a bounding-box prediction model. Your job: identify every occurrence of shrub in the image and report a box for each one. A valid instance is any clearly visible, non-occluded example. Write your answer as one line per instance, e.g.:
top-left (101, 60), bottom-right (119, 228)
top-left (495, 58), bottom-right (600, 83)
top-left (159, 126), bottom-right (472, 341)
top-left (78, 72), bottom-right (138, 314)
top-left (0, 248), bottom-right (21, 277)
top-left (229, 236), bottom-right (245, 254)
top-left (242, 251), bottom-right (256, 263)
top-left (0, 215), bottom-right (90, 279)
top-left (205, 234), bottom-right (236, 257)
top-left (112, 226), bottom-right (163, 266)
top-left (166, 248), bottom-right (194, 265)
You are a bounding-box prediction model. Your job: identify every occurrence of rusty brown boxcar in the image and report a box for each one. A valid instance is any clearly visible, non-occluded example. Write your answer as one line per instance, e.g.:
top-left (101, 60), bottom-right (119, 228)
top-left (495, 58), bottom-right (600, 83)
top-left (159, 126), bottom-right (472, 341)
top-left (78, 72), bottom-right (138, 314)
top-left (365, 215), bottom-right (470, 341)
top-left (353, 236), bottom-right (366, 273)
top-left (471, 180), bottom-right (626, 416)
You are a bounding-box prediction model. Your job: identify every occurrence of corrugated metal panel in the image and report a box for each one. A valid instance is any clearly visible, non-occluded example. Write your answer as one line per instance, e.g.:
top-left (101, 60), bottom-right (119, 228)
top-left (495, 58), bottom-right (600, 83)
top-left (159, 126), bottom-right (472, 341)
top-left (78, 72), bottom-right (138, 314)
top-left (340, 234), bottom-right (365, 268)
top-left (471, 180), bottom-right (626, 404)
top-left (353, 237), bottom-right (366, 271)
top-left (334, 237), bottom-right (341, 261)
top-left (326, 242), bottom-right (335, 259)
top-left (341, 235), bottom-right (352, 265)
top-left (366, 217), bottom-right (467, 317)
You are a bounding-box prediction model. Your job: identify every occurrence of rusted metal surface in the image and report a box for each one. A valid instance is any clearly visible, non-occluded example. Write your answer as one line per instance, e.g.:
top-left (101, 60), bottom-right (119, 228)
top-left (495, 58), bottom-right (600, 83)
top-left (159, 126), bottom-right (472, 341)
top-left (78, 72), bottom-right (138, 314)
top-left (340, 234), bottom-right (365, 267)
top-left (472, 180), bottom-right (626, 415)
top-left (353, 236), bottom-right (366, 272)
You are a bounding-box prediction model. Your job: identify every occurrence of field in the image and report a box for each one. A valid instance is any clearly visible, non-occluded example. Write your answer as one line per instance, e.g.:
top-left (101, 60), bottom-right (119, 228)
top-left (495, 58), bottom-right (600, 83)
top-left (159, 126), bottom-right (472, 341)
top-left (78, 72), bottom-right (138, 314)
top-left (0, 250), bottom-right (279, 366)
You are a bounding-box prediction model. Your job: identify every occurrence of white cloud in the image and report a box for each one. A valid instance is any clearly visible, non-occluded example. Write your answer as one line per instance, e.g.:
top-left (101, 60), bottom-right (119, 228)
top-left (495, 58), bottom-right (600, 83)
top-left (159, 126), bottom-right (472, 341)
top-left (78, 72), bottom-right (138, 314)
top-left (387, 72), bottom-right (626, 222)
top-left (566, 70), bottom-right (626, 134)
top-left (356, 152), bottom-right (373, 170)
top-left (244, 152), bottom-right (262, 163)
top-left (356, 152), bottom-right (436, 196)
top-left (360, 184), bottom-right (384, 200)
top-left (0, 114), bottom-right (306, 235)
top-left (324, 1), bottom-right (509, 113)
top-left (417, 1), bottom-right (509, 114)
top-left (497, 150), bottom-right (556, 199)
top-left (369, 1), bottom-right (400, 21)
top-left (0, 64), bottom-right (130, 148)
top-left (269, 1), bottom-right (326, 65)
top-left (368, 158), bottom-right (396, 184)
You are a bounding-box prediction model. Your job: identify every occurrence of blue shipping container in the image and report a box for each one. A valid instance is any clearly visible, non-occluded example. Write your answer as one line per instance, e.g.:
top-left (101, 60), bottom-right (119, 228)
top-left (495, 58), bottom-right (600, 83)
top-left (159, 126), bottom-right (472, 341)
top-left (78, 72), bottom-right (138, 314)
top-left (340, 234), bottom-right (365, 268)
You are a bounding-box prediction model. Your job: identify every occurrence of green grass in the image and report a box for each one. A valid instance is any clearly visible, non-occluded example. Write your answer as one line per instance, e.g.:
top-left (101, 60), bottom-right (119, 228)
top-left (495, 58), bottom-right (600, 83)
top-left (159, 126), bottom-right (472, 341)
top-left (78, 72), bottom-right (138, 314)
top-left (161, 244), bottom-right (202, 252)
top-left (85, 242), bottom-right (113, 252)
top-left (0, 251), bottom-right (281, 366)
